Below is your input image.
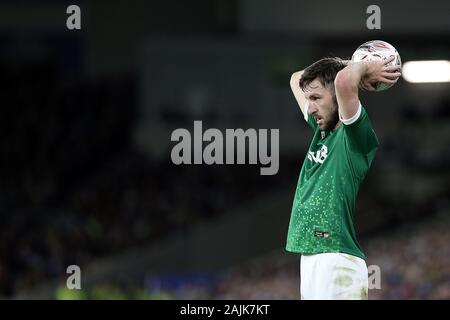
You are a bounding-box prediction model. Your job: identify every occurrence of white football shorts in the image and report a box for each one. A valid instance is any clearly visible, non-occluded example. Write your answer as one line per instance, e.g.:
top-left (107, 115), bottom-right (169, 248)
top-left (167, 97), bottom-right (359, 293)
top-left (300, 252), bottom-right (368, 300)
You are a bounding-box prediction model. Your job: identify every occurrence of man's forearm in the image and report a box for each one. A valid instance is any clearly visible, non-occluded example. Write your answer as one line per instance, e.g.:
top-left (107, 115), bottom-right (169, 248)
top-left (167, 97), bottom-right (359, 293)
top-left (336, 61), bottom-right (368, 91)
top-left (334, 61), bottom-right (369, 120)
top-left (337, 57), bottom-right (400, 93)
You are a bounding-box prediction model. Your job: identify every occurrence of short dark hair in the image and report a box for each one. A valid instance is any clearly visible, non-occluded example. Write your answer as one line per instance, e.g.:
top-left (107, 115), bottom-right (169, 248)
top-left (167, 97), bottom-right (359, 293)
top-left (299, 57), bottom-right (346, 91)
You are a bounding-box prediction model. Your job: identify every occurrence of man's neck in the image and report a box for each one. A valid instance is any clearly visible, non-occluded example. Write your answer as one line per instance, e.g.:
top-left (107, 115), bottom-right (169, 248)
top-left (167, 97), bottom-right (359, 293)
top-left (333, 121), bottom-right (341, 131)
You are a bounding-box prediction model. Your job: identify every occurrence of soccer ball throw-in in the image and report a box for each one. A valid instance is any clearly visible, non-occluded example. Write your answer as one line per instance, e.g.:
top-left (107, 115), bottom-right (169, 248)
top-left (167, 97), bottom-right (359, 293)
top-left (351, 40), bottom-right (402, 91)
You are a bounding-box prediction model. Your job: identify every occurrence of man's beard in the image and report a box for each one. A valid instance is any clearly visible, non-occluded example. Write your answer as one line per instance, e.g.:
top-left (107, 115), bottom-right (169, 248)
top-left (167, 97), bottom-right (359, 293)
top-left (322, 106), bottom-right (340, 132)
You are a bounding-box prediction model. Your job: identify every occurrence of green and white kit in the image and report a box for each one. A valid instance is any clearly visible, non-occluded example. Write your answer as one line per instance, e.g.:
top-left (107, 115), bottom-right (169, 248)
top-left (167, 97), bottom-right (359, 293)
top-left (286, 103), bottom-right (379, 260)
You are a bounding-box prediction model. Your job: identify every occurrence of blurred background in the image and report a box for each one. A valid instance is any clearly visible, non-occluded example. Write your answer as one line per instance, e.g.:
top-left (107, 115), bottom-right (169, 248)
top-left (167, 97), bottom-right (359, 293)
top-left (0, 0), bottom-right (449, 299)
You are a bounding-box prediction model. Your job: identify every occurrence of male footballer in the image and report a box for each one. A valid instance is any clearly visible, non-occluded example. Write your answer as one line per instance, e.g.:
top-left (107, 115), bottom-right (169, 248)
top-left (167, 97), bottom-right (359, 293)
top-left (286, 56), bottom-right (401, 299)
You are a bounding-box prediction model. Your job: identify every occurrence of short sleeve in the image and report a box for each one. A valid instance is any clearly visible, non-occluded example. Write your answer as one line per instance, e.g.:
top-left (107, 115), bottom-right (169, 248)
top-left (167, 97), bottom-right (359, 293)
top-left (342, 105), bottom-right (379, 154)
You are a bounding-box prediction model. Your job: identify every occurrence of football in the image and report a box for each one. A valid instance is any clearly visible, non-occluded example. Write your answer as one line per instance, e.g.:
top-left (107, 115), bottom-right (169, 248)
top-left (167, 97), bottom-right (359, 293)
top-left (351, 40), bottom-right (402, 91)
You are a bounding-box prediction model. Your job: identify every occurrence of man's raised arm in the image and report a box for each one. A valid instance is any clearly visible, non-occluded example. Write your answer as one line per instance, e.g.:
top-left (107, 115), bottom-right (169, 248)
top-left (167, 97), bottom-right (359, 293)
top-left (290, 70), bottom-right (307, 118)
top-left (334, 56), bottom-right (401, 121)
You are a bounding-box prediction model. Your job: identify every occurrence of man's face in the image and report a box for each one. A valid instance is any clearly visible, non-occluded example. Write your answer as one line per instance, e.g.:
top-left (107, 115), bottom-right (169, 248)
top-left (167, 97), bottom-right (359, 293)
top-left (304, 79), bottom-right (340, 131)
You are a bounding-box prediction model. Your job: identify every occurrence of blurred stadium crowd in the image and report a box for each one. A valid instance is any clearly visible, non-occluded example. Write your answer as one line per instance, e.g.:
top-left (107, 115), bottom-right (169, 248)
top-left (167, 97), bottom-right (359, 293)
top-left (0, 59), bottom-right (449, 299)
top-left (76, 209), bottom-right (449, 300)
top-left (211, 209), bottom-right (450, 300)
top-left (0, 61), bottom-right (280, 297)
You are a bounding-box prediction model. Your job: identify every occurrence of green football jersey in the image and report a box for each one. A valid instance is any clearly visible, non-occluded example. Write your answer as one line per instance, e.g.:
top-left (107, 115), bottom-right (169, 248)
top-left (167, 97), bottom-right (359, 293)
top-left (286, 105), bottom-right (379, 260)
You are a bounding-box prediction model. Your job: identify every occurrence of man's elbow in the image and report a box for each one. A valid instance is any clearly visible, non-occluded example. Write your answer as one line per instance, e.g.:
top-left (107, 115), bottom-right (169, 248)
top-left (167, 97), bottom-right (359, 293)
top-left (334, 70), bottom-right (349, 90)
top-left (290, 73), bottom-right (297, 86)
top-left (290, 71), bottom-right (304, 85)
top-left (335, 70), bottom-right (358, 92)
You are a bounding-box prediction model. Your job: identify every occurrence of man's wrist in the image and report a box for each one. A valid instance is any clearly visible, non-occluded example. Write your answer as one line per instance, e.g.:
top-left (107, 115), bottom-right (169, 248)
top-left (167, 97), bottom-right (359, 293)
top-left (350, 61), bottom-right (369, 77)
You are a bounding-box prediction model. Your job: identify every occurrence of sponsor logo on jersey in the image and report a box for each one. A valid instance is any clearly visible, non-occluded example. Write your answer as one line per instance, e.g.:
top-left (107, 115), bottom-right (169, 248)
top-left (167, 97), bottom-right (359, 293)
top-left (307, 145), bottom-right (328, 164)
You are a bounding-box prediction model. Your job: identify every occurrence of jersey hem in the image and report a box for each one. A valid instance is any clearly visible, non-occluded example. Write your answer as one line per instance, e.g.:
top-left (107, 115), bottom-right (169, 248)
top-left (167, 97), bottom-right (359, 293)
top-left (285, 246), bottom-right (366, 261)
